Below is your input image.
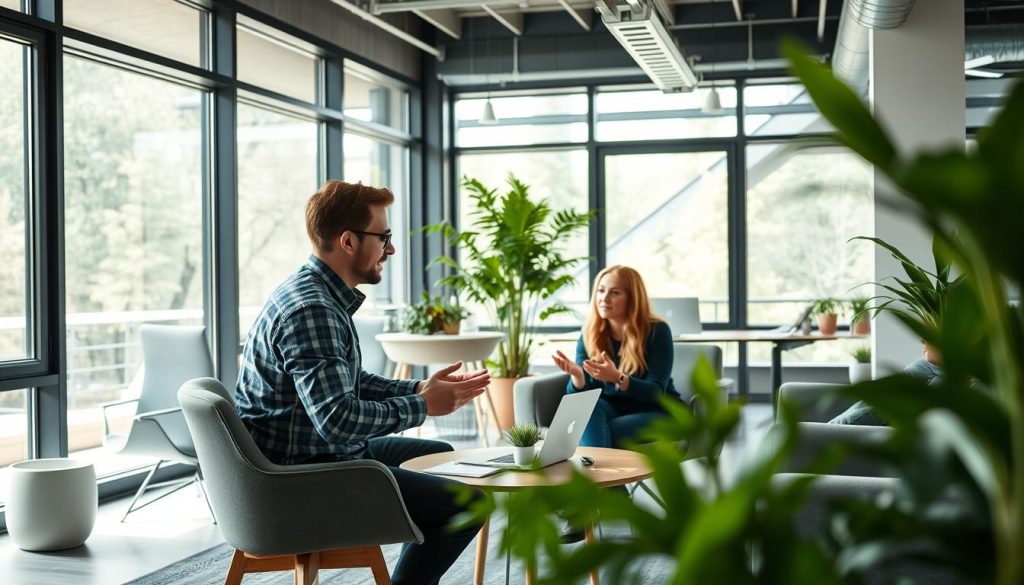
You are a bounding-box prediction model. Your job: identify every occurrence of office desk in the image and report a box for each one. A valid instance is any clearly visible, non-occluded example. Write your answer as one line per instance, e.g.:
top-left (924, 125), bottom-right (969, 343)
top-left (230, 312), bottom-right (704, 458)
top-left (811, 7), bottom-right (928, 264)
top-left (548, 330), bottom-right (860, 409)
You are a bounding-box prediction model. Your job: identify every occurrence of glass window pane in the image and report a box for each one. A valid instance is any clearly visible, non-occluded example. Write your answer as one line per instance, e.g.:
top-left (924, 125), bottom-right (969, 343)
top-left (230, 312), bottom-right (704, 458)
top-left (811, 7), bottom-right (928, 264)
top-left (238, 25), bottom-right (318, 104)
top-left (966, 78), bottom-right (1011, 128)
top-left (0, 388), bottom-right (30, 505)
top-left (344, 134), bottom-right (409, 308)
top-left (0, 38), bottom-right (30, 361)
top-left (237, 104), bottom-right (319, 339)
top-left (457, 150), bottom-right (590, 327)
top-left (743, 82), bottom-right (834, 136)
top-left (455, 93), bottom-right (588, 147)
top-left (345, 65), bottom-right (409, 132)
top-left (595, 87), bottom-right (737, 141)
top-left (64, 0), bottom-right (206, 68)
top-left (605, 151), bottom-right (730, 323)
top-left (63, 56), bottom-right (205, 477)
top-left (746, 144), bottom-right (874, 329)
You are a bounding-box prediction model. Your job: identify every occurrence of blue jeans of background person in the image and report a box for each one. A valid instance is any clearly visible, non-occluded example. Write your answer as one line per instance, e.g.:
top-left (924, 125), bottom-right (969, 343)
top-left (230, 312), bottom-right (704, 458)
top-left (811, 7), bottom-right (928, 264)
top-left (579, 396), bottom-right (667, 448)
top-left (364, 437), bottom-right (483, 585)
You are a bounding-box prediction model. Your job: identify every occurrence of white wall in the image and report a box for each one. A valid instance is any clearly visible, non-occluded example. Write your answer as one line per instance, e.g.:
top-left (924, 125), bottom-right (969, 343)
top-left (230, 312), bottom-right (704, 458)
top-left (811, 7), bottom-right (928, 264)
top-left (869, 0), bottom-right (965, 374)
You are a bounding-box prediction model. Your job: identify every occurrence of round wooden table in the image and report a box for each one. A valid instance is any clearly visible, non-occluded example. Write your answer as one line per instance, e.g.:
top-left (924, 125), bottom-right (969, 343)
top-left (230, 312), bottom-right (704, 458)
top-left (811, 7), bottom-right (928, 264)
top-left (401, 446), bottom-right (653, 585)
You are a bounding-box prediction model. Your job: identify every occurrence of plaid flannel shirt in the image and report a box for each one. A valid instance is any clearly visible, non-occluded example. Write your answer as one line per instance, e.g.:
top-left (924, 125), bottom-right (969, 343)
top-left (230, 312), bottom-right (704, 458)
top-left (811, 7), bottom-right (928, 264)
top-left (235, 255), bottom-right (426, 464)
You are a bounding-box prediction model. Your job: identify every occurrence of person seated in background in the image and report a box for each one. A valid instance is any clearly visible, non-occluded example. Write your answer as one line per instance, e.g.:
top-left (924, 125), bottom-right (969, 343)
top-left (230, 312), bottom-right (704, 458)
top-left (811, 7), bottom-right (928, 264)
top-left (552, 264), bottom-right (681, 449)
top-left (829, 342), bottom-right (942, 426)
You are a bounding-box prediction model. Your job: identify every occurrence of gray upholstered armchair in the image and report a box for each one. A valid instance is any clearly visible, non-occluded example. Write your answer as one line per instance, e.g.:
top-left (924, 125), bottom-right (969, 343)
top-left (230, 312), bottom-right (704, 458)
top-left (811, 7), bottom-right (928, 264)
top-left (177, 377), bottom-right (422, 585)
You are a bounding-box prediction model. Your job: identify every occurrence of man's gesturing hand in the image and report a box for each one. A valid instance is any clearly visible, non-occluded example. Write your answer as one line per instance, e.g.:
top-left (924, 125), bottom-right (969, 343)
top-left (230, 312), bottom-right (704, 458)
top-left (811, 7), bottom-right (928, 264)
top-left (418, 361), bottom-right (490, 417)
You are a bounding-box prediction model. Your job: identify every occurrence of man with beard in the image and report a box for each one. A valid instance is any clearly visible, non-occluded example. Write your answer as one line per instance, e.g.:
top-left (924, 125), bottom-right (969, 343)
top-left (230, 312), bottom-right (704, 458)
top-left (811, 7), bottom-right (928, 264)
top-left (236, 180), bottom-right (489, 585)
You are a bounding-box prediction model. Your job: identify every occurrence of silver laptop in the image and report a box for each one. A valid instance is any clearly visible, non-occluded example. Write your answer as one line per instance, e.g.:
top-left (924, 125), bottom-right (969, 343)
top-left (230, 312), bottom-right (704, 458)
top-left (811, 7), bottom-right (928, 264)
top-left (460, 389), bottom-right (601, 469)
top-left (650, 297), bottom-right (702, 335)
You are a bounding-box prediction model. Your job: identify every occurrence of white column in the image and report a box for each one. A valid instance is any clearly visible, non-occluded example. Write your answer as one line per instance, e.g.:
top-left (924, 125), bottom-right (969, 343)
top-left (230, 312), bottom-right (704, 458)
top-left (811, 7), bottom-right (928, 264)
top-left (869, 0), bottom-right (965, 374)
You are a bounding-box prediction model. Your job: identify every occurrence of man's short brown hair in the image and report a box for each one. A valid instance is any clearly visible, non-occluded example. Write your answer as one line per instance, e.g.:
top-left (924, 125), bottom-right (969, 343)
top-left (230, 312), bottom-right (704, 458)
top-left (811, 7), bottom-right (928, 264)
top-left (305, 180), bottom-right (395, 252)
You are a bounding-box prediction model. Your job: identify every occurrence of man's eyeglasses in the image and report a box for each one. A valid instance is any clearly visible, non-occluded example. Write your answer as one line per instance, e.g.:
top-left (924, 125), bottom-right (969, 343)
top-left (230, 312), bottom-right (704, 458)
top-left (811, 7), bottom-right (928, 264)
top-left (353, 230), bottom-right (393, 249)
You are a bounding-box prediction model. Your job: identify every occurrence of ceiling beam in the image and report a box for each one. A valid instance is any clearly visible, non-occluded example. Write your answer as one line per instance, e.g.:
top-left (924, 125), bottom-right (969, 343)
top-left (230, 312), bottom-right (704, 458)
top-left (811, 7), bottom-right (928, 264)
top-left (817, 0), bottom-right (827, 39)
top-left (414, 8), bottom-right (462, 39)
top-left (557, 0), bottom-right (593, 31)
top-left (483, 5), bottom-right (524, 36)
top-left (792, 0), bottom-right (798, 17)
top-left (375, 0), bottom-right (515, 13)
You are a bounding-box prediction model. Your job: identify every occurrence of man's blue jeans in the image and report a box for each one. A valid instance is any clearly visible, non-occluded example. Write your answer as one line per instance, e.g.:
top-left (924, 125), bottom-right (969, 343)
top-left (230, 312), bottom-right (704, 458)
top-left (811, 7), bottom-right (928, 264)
top-left (363, 437), bottom-right (484, 585)
top-left (579, 397), bottom-right (667, 448)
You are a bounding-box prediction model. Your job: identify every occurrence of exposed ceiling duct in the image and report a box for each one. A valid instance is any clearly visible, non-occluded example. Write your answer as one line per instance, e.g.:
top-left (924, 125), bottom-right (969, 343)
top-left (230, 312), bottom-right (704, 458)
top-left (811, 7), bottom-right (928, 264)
top-left (596, 0), bottom-right (698, 92)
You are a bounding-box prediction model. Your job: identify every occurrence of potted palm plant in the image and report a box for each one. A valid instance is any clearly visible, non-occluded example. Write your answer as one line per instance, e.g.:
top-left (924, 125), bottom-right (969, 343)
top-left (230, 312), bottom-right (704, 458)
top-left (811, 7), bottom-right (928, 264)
top-left (811, 297), bottom-right (840, 335)
top-left (426, 174), bottom-right (592, 429)
top-left (403, 292), bottom-right (470, 335)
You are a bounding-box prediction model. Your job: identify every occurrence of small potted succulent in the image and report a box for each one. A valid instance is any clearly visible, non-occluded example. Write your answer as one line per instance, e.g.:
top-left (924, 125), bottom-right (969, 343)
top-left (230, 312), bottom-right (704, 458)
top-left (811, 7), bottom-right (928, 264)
top-left (849, 296), bottom-right (872, 335)
top-left (504, 423), bottom-right (543, 465)
top-left (812, 298), bottom-right (840, 335)
top-left (403, 292), bottom-right (470, 335)
top-left (849, 345), bottom-right (872, 384)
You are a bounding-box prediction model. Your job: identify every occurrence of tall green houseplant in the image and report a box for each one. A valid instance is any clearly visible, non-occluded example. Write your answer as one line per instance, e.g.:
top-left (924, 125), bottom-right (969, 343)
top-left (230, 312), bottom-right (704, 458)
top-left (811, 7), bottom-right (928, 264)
top-left (426, 174), bottom-right (592, 378)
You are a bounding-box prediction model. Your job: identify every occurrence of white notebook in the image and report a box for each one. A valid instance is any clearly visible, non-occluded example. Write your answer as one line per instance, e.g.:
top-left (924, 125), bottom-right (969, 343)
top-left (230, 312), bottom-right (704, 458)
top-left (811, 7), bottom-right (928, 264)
top-left (422, 461), bottom-right (501, 478)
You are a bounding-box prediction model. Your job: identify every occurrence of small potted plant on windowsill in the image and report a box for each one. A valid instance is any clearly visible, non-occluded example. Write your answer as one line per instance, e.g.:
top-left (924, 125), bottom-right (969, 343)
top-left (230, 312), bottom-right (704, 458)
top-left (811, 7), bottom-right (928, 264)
top-left (849, 296), bottom-right (872, 335)
top-left (403, 292), bottom-right (470, 335)
top-left (505, 423), bottom-right (543, 466)
top-left (812, 297), bottom-right (840, 335)
top-left (849, 345), bottom-right (872, 384)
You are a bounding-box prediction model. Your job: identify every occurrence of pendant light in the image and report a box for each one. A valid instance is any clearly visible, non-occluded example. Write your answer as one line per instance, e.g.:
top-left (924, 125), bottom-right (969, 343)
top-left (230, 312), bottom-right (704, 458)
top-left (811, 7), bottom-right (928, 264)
top-left (702, 0), bottom-right (723, 114)
top-left (478, 21), bottom-right (499, 125)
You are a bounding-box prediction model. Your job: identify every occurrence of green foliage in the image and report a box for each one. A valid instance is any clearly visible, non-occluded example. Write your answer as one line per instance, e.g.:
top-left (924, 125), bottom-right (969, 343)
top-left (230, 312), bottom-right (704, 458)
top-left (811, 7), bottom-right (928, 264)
top-left (505, 423), bottom-right (543, 447)
top-left (783, 38), bottom-right (1024, 584)
top-left (425, 175), bottom-right (592, 377)
top-left (852, 235), bottom-right (965, 336)
top-left (849, 345), bottom-right (871, 363)
top-left (403, 292), bottom-right (468, 334)
top-left (811, 297), bottom-right (840, 316)
top-left (849, 296), bottom-right (870, 322)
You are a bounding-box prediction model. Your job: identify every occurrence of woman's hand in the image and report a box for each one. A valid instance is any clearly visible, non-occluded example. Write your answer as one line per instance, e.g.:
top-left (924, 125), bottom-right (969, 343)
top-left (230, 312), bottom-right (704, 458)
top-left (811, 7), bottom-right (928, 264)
top-left (552, 350), bottom-right (586, 389)
top-left (582, 351), bottom-right (623, 385)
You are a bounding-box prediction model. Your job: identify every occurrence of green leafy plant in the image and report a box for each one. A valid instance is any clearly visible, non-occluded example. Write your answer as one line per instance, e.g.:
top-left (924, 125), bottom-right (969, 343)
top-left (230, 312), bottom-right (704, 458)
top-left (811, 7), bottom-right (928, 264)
top-left (425, 175), bottom-right (592, 377)
top-left (849, 345), bottom-right (871, 363)
top-left (403, 291), bottom-right (469, 334)
top-left (849, 296), bottom-right (870, 323)
top-left (504, 423), bottom-right (543, 448)
top-left (811, 297), bottom-right (840, 316)
top-left (852, 235), bottom-right (965, 336)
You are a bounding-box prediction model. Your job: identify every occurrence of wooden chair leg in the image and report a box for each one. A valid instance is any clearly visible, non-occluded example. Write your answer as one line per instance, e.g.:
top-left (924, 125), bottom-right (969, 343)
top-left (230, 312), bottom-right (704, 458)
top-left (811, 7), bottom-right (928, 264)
top-left (294, 552), bottom-right (320, 585)
top-left (368, 546), bottom-right (392, 585)
top-left (474, 516), bottom-right (490, 585)
top-left (584, 525), bottom-right (601, 585)
top-left (224, 549), bottom-right (248, 585)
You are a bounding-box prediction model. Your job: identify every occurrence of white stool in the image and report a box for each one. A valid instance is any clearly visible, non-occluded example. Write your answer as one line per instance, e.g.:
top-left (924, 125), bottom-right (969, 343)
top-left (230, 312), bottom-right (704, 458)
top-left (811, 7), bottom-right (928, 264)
top-left (6, 458), bottom-right (97, 551)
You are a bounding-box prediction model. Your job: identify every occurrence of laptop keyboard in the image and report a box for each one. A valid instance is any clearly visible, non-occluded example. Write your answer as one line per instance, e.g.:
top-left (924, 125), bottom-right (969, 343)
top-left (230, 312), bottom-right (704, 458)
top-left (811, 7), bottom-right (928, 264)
top-left (488, 454), bottom-right (515, 463)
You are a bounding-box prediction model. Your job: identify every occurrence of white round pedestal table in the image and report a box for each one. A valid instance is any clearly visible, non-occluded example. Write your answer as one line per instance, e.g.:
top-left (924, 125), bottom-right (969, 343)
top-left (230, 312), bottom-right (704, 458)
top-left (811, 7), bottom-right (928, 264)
top-left (376, 332), bottom-right (503, 446)
top-left (6, 458), bottom-right (97, 551)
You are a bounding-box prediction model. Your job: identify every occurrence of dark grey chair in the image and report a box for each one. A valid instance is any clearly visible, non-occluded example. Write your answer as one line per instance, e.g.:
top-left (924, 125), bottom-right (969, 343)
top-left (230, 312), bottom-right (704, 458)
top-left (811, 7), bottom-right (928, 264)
top-left (101, 324), bottom-right (216, 522)
top-left (177, 377), bottom-right (422, 585)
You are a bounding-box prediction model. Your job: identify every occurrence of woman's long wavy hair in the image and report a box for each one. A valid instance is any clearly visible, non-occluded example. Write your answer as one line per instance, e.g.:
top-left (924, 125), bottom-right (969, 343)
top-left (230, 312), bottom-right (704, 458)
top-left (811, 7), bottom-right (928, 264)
top-left (583, 265), bottom-right (662, 376)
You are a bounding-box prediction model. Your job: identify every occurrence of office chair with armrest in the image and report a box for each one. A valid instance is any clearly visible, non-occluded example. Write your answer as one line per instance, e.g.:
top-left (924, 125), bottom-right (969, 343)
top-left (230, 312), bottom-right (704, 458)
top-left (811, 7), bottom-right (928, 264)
top-left (178, 377), bottom-right (423, 585)
top-left (100, 324), bottom-right (216, 522)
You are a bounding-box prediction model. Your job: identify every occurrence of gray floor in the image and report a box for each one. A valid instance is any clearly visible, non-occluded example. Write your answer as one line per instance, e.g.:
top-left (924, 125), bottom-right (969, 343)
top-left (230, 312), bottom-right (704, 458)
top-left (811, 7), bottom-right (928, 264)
top-left (0, 404), bottom-right (773, 585)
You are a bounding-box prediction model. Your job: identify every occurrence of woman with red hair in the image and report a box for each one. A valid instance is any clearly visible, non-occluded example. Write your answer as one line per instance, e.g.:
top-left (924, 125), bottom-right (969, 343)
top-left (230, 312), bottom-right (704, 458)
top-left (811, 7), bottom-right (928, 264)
top-left (552, 265), bottom-right (680, 448)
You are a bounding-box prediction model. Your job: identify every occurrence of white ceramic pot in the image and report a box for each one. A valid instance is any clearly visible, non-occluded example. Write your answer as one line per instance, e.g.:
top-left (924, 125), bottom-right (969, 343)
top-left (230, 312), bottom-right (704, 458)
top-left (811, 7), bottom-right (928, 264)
top-left (512, 445), bottom-right (536, 466)
top-left (849, 363), bottom-right (872, 385)
top-left (6, 458), bottom-right (97, 551)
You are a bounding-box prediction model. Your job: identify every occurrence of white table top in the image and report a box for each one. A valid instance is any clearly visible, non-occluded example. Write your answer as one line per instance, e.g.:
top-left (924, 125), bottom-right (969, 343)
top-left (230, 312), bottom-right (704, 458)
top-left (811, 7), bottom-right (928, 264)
top-left (375, 332), bottom-right (504, 365)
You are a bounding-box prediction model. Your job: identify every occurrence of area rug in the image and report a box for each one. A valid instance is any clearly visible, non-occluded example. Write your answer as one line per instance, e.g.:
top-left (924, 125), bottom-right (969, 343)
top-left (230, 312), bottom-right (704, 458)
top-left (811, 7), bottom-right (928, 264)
top-left (125, 521), bottom-right (674, 584)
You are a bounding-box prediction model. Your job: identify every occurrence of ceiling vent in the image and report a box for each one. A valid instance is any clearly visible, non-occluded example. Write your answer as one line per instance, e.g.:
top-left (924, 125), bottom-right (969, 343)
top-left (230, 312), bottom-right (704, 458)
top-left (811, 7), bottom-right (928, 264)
top-left (597, 0), bottom-right (698, 93)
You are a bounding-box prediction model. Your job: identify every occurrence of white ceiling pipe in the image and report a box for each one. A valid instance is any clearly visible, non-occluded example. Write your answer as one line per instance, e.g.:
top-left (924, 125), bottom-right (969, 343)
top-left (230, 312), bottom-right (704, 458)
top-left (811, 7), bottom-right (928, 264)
top-left (329, 0), bottom-right (443, 59)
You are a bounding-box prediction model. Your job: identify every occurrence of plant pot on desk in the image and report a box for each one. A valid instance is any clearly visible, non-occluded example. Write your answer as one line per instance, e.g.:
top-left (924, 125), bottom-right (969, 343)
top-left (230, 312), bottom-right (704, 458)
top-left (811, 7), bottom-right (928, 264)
top-left (817, 313), bottom-right (838, 335)
top-left (489, 377), bottom-right (521, 431)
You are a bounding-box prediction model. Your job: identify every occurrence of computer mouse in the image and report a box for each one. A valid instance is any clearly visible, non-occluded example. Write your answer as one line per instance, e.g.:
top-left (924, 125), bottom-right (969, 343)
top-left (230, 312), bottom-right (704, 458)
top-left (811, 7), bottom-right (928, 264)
top-left (580, 456), bottom-right (594, 466)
